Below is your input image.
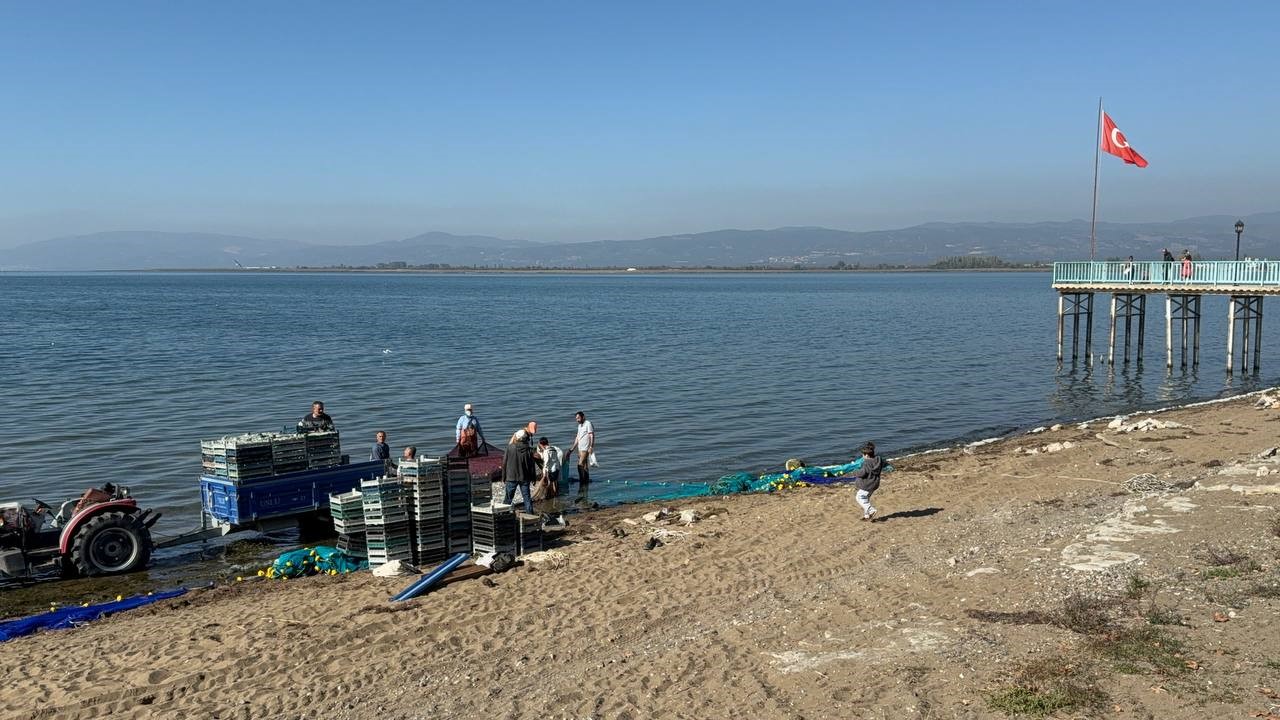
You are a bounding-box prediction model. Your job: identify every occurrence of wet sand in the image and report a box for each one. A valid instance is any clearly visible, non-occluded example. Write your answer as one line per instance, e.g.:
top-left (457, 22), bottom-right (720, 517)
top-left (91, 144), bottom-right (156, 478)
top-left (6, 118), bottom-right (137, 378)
top-left (5, 390), bottom-right (1280, 719)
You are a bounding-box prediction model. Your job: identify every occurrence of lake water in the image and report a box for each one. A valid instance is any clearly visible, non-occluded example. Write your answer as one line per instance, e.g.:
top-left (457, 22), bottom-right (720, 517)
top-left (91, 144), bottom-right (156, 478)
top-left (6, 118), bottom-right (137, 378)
top-left (2, 271), bottom-right (1276, 534)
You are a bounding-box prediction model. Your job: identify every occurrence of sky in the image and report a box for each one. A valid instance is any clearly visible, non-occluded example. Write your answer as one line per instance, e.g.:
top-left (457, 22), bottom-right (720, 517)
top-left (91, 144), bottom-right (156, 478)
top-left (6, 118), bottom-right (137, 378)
top-left (1, 1), bottom-right (1278, 248)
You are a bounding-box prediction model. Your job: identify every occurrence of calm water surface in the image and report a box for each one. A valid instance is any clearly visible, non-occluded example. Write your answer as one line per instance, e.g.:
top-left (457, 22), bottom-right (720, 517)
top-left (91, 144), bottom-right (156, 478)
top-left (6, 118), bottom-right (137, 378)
top-left (2, 271), bottom-right (1276, 534)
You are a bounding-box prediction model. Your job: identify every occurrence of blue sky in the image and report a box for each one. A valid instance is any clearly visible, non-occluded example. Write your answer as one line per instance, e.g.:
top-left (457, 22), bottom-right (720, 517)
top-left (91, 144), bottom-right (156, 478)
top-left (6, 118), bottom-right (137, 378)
top-left (1, 1), bottom-right (1276, 247)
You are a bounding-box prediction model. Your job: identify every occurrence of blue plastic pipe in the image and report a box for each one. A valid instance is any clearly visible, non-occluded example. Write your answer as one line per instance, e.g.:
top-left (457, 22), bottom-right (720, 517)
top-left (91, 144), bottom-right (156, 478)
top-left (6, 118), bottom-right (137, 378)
top-left (390, 552), bottom-right (470, 602)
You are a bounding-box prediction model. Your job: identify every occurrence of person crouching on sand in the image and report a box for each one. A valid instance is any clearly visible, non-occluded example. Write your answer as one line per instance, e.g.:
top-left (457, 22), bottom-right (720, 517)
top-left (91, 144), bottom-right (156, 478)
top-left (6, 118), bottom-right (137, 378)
top-left (850, 441), bottom-right (884, 521)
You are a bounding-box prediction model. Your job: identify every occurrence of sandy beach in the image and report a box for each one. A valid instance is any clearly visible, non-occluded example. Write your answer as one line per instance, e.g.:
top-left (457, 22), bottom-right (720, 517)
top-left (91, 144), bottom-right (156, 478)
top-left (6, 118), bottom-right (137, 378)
top-left (6, 391), bottom-right (1280, 719)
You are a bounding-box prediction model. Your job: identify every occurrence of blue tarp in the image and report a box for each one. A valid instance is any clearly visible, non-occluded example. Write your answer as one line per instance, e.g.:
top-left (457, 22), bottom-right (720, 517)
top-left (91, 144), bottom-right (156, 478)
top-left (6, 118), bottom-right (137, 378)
top-left (0, 588), bottom-right (188, 643)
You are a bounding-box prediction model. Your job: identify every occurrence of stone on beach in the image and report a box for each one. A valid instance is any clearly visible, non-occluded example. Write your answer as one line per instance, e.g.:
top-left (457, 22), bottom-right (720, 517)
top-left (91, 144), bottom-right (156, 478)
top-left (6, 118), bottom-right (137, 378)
top-left (641, 509), bottom-right (669, 523)
top-left (371, 560), bottom-right (419, 577)
top-left (1112, 417), bottom-right (1188, 433)
top-left (1017, 440), bottom-right (1075, 455)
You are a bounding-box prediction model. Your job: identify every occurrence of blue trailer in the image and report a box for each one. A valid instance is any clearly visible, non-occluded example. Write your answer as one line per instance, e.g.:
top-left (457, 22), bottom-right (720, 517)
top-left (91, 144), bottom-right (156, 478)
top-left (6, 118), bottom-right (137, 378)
top-left (157, 460), bottom-right (387, 547)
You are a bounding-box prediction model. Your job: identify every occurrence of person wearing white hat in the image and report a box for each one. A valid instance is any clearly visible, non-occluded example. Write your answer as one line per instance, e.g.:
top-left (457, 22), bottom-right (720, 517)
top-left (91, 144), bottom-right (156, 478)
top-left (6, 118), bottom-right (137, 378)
top-left (455, 403), bottom-right (485, 456)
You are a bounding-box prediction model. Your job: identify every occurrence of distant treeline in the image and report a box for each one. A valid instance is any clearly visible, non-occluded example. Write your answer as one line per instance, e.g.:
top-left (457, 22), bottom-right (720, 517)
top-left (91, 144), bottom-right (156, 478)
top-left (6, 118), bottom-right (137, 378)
top-left (830, 256), bottom-right (1044, 270)
top-left (288, 256), bottom-right (1049, 272)
top-left (927, 255), bottom-right (1031, 270)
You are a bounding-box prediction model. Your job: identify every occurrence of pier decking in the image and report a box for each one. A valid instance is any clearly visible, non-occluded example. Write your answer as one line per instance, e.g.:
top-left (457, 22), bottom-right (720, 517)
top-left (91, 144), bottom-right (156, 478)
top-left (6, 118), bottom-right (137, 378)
top-left (1052, 261), bottom-right (1274, 372)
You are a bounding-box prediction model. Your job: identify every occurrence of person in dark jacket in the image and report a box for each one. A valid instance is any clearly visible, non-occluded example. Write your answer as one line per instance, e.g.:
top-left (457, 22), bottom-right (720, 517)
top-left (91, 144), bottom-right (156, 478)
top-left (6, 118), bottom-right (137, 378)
top-left (370, 431), bottom-right (390, 462)
top-left (502, 429), bottom-right (537, 514)
top-left (851, 441), bottom-right (883, 521)
top-left (297, 401), bottom-right (335, 433)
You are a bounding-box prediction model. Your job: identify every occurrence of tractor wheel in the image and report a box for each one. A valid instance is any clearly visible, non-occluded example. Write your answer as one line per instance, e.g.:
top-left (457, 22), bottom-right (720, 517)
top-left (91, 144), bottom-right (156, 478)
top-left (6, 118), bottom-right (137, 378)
top-left (68, 511), bottom-right (153, 577)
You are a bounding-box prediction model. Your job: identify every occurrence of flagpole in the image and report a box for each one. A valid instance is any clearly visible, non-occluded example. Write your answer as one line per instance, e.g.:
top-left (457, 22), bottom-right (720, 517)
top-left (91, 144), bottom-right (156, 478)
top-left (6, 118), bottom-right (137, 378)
top-left (1089, 97), bottom-right (1102, 260)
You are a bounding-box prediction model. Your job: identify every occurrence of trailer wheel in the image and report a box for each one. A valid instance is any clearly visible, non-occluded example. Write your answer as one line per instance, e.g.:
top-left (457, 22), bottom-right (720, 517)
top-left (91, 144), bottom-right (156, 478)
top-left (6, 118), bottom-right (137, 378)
top-left (68, 511), bottom-right (153, 577)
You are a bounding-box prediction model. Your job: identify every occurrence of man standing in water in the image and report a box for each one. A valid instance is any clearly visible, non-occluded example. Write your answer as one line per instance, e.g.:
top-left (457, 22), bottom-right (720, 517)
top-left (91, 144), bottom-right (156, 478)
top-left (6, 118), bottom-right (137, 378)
top-left (565, 411), bottom-right (595, 501)
top-left (297, 401), bottom-right (335, 433)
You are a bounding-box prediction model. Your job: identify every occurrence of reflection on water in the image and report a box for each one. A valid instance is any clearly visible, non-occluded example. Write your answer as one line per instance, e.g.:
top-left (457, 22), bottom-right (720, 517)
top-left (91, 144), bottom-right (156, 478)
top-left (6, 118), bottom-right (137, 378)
top-left (1051, 355), bottom-right (1267, 422)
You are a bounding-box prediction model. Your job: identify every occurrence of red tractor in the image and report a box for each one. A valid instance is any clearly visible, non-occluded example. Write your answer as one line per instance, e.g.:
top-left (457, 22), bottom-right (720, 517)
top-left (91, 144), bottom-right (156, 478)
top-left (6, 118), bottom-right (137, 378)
top-left (0, 483), bottom-right (159, 580)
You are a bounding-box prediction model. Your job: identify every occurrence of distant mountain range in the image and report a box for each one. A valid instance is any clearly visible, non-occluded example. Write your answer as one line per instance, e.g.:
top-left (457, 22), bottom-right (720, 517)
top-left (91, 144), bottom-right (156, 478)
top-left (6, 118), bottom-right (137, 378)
top-left (3, 213), bottom-right (1278, 271)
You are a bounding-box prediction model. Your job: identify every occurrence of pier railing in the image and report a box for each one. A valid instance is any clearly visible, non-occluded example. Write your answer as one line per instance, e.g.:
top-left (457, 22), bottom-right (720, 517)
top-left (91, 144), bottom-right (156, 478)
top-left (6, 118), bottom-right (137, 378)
top-left (1053, 260), bottom-right (1280, 289)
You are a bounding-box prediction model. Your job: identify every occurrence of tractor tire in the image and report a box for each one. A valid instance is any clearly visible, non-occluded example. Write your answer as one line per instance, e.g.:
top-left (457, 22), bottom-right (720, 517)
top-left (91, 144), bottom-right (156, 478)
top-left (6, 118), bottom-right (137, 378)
top-left (68, 511), bottom-right (153, 577)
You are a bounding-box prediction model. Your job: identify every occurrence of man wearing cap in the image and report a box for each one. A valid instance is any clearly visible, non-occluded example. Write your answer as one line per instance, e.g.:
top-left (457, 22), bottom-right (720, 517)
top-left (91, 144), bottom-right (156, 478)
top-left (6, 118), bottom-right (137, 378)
top-left (455, 403), bottom-right (485, 457)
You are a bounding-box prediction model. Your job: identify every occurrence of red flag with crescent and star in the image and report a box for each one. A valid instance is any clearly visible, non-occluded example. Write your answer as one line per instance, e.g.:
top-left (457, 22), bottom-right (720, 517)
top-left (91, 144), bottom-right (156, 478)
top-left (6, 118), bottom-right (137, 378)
top-left (1100, 112), bottom-right (1148, 168)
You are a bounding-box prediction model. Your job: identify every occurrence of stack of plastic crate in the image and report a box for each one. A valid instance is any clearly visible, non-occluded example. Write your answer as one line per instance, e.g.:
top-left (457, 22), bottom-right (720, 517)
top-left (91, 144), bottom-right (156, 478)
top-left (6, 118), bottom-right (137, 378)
top-left (471, 503), bottom-right (518, 556)
top-left (360, 476), bottom-right (411, 568)
top-left (199, 439), bottom-right (219, 475)
top-left (305, 431), bottom-right (342, 469)
top-left (444, 458), bottom-right (473, 554)
top-left (329, 489), bottom-right (366, 558)
top-left (271, 433), bottom-right (309, 475)
top-left (517, 513), bottom-right (543, 556)
top-left (200, 434), bottom-right (275, 482)
top-left (401, 458), bottom-right (447, 565)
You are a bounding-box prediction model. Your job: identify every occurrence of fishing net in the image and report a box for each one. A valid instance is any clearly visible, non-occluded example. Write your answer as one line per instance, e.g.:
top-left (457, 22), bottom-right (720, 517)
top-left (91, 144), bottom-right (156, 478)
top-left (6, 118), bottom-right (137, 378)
top-left (263, 546), bottom-right (365, 579)
top-left (712, 457), bottom-right (892, 495)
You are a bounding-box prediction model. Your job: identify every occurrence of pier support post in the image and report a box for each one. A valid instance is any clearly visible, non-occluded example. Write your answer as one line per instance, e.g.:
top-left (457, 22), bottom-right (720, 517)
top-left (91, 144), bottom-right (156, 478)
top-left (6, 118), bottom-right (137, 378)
top-left (1136, 294), bottom-right (1147, 363)
top-left (1108, 295), bottom-right (1117, 365)
top-left (1227, 295), bottom-right (1264, 374)
top-left (1084, 293), bottom-right (1094, 363)
top-left (1256, 298), bottom-right (1265, 370)
top-left (1166, 294), bottom-right (1202, 370)
top-left (1108, 293), bottom-right (1147, 365)
top-left (1056, 294), bottom-right (1065, 363)
top-left (1228, 299), bottom-right (1236, 374)
top-left (1058, 292), bottom-right (1094, 364)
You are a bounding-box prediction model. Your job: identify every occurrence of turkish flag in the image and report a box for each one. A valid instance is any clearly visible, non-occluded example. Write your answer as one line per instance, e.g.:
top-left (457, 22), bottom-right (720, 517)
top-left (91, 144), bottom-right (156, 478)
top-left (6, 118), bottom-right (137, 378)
top-left (1101, 112), bottom-right (1148, 168)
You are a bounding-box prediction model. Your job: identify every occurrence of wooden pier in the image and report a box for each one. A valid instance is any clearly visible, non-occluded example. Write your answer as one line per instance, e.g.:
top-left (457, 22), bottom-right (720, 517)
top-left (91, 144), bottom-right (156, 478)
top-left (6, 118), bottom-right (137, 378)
top-left (1053, 260), bottom-right (1276, 373)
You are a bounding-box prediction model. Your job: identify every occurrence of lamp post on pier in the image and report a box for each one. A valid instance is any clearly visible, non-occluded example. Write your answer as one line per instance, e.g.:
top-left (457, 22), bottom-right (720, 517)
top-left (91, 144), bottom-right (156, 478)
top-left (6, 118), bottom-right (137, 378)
top-left (1235, 220), bottom-right (1245, 261)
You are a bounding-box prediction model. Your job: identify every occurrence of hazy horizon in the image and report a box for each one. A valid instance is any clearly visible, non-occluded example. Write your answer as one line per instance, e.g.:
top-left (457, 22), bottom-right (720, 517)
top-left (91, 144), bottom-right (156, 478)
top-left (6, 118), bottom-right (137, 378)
top-left (3, 2), bottom-right (1277, 250)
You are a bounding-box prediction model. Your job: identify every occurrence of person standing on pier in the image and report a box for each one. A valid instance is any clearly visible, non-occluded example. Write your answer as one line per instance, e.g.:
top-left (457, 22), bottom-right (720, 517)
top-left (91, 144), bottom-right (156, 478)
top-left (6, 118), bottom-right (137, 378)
top-left (1181, 251), bottom-right (1193, 281)
top-left (1161, 248), bottom-right (1174, 281)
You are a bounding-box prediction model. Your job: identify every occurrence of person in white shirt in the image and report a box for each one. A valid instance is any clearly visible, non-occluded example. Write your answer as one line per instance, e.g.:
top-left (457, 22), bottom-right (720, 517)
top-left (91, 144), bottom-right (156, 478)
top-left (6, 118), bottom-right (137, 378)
top-left (533, 436), bottom-right (562, 500)
top-left (565, 411), bottom-right (595, 500)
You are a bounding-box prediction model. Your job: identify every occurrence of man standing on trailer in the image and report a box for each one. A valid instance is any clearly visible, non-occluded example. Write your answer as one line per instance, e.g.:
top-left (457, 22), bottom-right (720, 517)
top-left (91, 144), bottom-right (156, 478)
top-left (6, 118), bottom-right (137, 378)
top-left (297, 401), bottom-right (335, 433)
